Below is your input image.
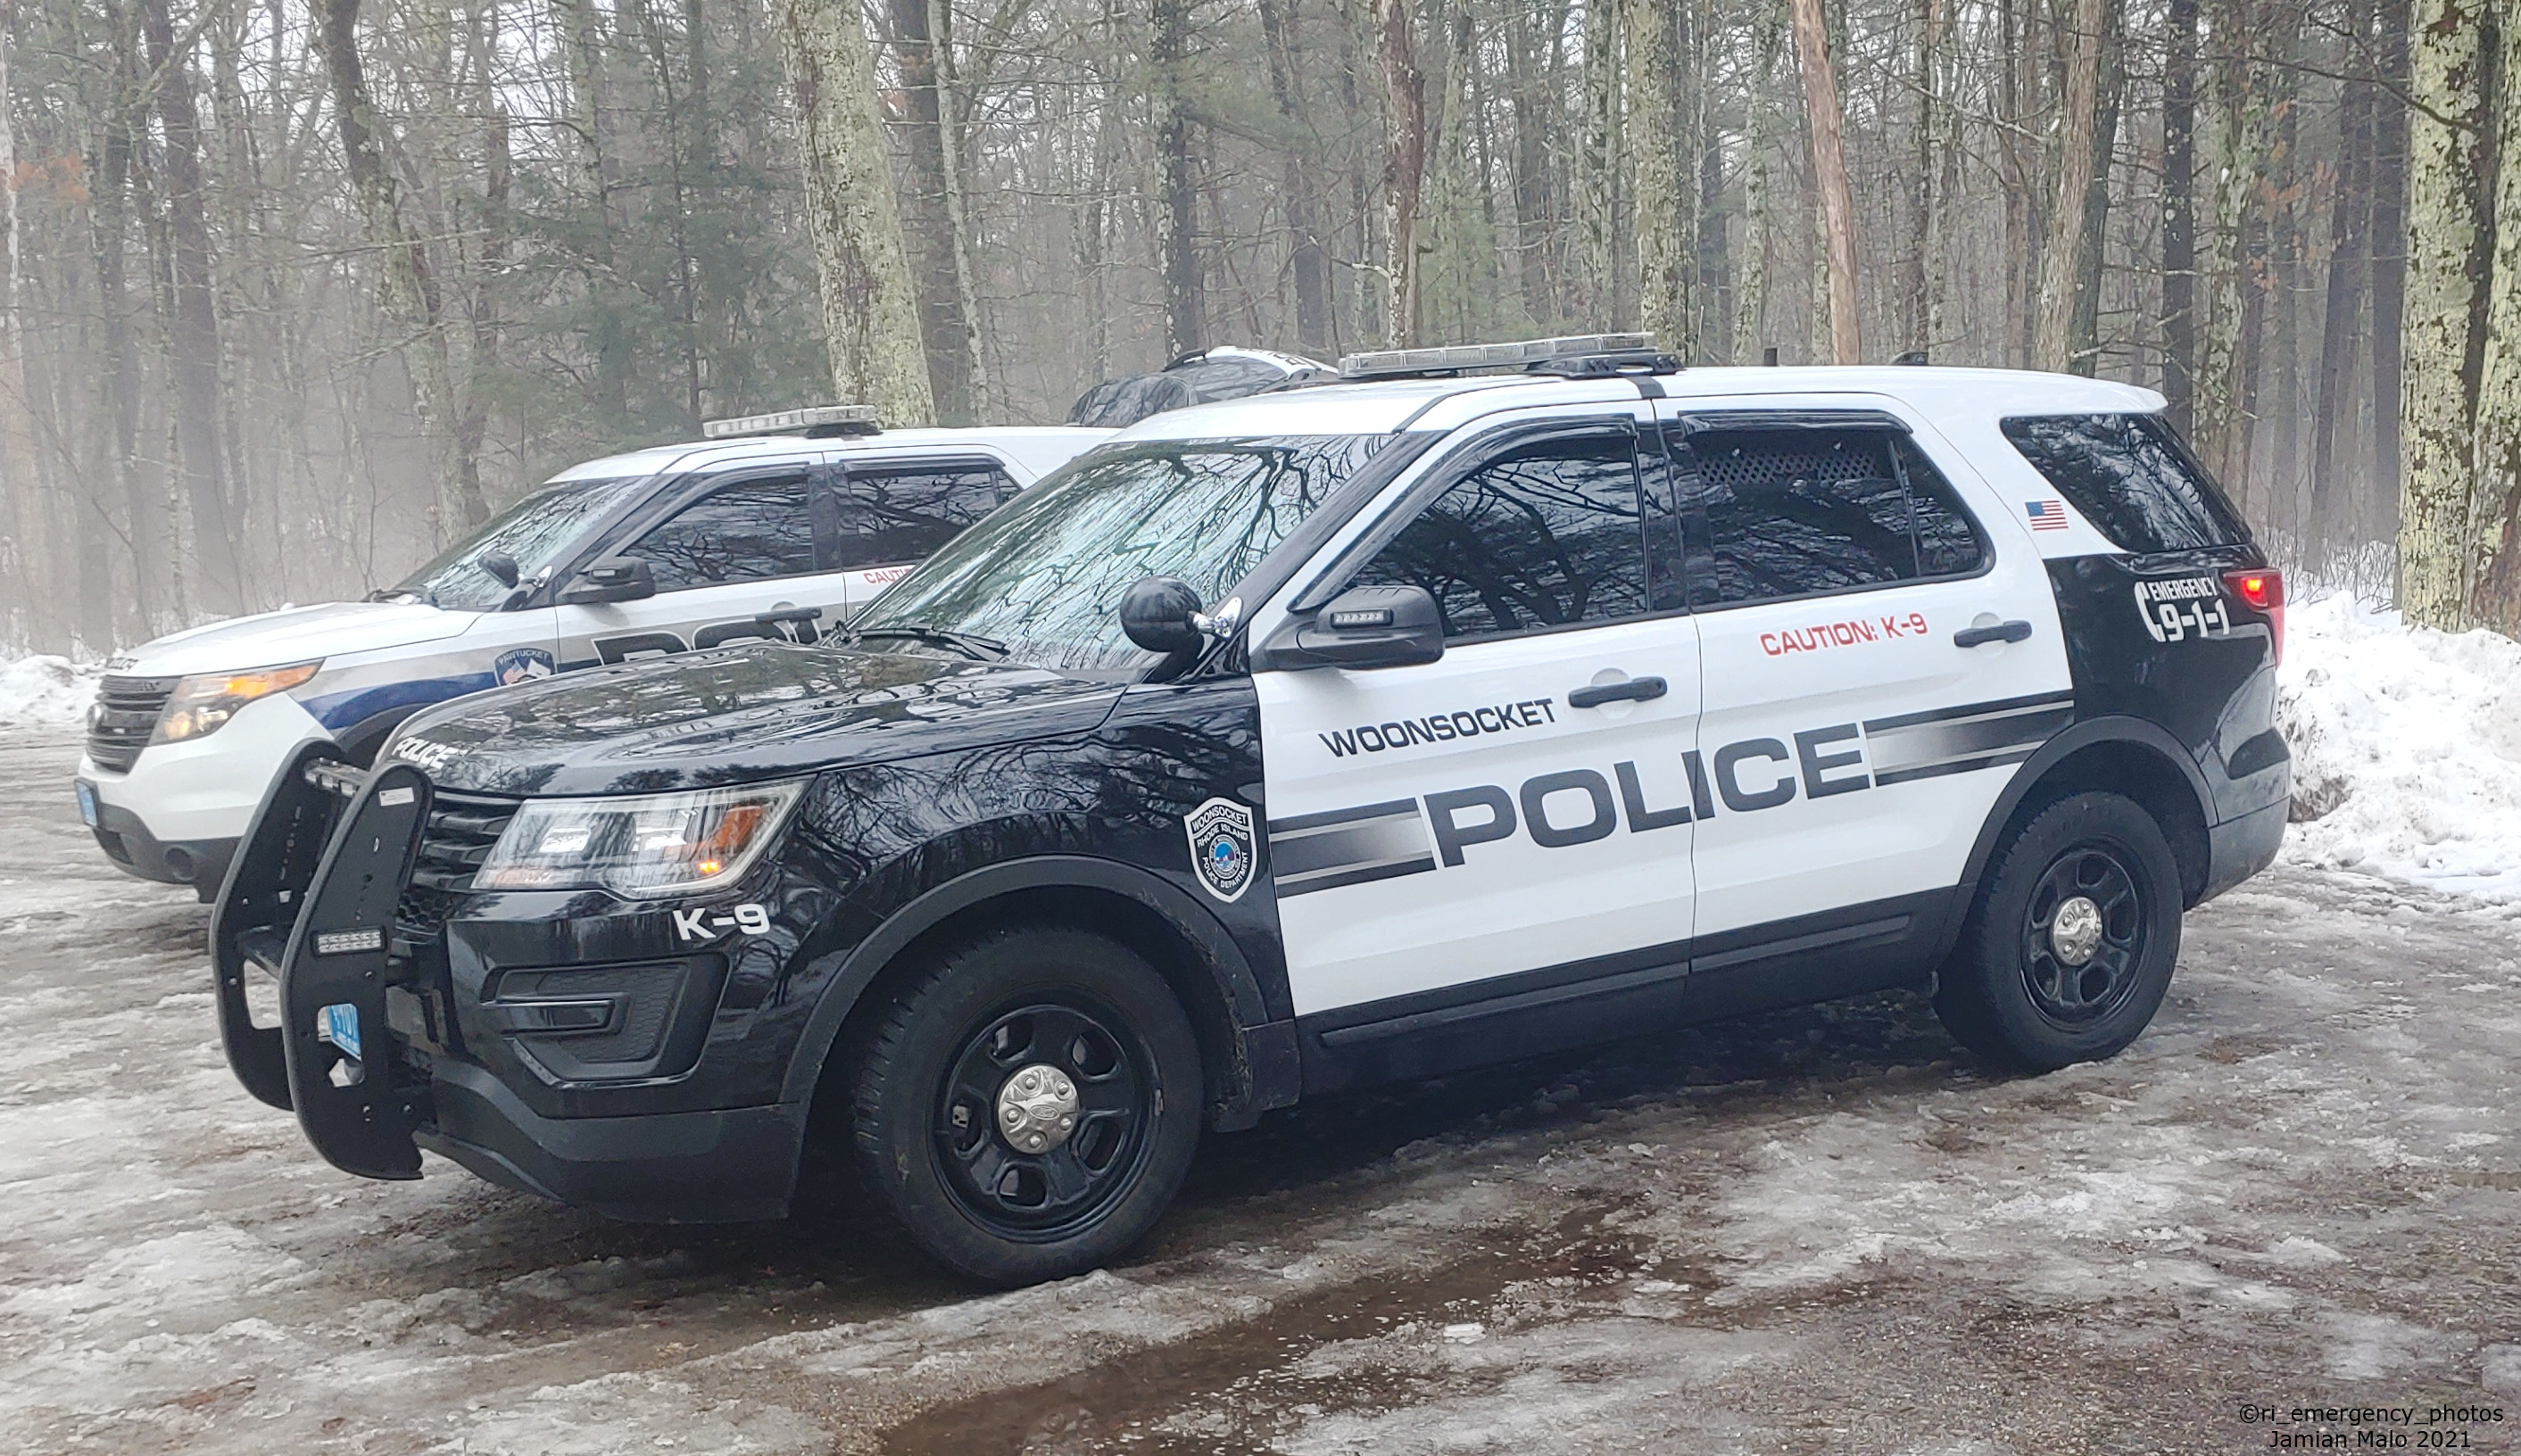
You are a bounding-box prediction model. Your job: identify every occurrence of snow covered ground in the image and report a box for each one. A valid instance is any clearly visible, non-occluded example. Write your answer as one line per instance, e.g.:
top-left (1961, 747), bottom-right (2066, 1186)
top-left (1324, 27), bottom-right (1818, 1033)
top-left (2277, 595), bottom-right (2521, 908)
top-left (0, 656), bottom-right (96, 730)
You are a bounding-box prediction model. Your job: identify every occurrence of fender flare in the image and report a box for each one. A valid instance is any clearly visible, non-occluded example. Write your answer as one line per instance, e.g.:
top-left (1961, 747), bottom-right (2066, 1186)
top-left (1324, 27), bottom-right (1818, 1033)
top-left (1938, 716), bottom-right (2214, 960)
top-left (777, 854), bottom-right (1286, 1118)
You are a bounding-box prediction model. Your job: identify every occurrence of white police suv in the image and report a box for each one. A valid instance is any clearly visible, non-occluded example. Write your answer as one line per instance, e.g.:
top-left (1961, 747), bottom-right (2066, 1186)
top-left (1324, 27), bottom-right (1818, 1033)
top-left (81, 409), bottom-right (1108, 895)
top-left (211, 337), bottom-right (2288, 1286)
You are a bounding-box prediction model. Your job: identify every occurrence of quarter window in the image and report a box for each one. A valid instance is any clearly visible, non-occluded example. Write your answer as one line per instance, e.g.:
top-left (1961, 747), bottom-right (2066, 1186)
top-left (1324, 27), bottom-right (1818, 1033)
top-left (2001, 413), bottom-right (2250, 552)
top-left (1354, 433), bottom-right (1647, 641)
top-left (632, 475), bottom-right (817, 592)
top-left (830, 460), bottom-right (1018, 569)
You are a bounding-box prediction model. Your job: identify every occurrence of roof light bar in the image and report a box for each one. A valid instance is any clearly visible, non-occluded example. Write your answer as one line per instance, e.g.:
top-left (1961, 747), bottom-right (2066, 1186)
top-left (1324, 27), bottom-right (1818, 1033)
top-left (1337, 333), bottom-right (1659, 380)
top-left (701, 403), bottom-right (880, 439)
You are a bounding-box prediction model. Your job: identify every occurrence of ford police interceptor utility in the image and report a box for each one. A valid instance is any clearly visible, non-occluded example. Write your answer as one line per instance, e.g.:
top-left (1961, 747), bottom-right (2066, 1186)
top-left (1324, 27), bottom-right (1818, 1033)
top-left (210, 335), bottom-right (2288, 1286)
top-left (78, 408), bottom-right (1107, 897)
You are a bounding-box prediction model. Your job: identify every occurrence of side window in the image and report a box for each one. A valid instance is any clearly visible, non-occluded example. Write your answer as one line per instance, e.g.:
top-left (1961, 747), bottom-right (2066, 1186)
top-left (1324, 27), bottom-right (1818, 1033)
top-left (1687, 428), bottom-right (1917, 606)
top-left (1897, 437), bottom-right (1988, 576)
top-left (631, 475), bottom-right (817, 592)
top-left (1352, 433), bottom-right (1647, 641)
top-left (2000, 413), bottom-right (2251, 551)
top-left (830, 461), bottom-right (1018, 569)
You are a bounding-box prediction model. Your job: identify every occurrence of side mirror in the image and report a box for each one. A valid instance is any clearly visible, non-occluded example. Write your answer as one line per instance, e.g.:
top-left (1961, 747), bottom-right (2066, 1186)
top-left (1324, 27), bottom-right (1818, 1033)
top-left (477, 549), bottom-right (520, 588)
top-left (557, 555), bottom-right (656, 605)
top-left (1251, 583), bottom-right (1444, 671)
top-left (1119, 575), bottom-right (1211, 655)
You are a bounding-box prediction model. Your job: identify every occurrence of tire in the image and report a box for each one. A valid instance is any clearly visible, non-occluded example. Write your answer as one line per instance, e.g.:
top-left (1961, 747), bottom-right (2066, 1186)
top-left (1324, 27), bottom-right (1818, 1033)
top-left (850, 925), bottom-right (1203, 1286)
top-left (1934, 791), bottom-right (2185, 1073)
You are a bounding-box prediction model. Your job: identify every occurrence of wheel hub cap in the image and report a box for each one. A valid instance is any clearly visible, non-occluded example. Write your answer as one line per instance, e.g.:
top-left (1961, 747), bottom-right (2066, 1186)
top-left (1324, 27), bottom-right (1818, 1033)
top-left (995, 1063), bottom-right (1080, 1154)
top-left (2050, 895), bottom-right (2104, 966)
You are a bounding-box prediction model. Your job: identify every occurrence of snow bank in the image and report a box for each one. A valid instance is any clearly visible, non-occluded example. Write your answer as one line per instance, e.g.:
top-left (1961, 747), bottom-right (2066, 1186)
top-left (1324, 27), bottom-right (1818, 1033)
top-left (0, 656), bottom-right (96, 729)
top-left (2276, 594), bottom-right (2521, 906)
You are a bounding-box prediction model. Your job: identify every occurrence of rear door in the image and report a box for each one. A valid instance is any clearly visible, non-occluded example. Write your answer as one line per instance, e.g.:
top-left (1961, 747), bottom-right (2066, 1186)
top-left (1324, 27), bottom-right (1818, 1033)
top-left (1256, 414), bottom-right (1703, 1029)
top-left (557, 463), bottom-right (836, 666)
top-left (1659, 403), bottom-right (2073, 1009)
top-left (826, 455), bottom-right (1023, 619)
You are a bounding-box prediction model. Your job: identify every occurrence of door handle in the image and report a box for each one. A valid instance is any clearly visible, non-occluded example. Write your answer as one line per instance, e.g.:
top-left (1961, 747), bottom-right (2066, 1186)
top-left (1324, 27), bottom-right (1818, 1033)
top-left (1567, 675), bottom-right (1669, 708)
top-left (1953, 619), bottom-right (2034, 648)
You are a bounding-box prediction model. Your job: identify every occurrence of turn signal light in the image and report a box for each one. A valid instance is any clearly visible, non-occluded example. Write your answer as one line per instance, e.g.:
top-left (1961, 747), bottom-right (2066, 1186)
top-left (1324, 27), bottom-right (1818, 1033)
top-left (2221, 568), bottom-right (2285, 665)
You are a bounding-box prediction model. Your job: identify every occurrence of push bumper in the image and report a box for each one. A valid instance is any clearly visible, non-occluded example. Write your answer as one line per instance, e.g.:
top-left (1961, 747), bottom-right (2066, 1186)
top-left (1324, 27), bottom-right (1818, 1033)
top-left (212, 750), bottom-right (800, 1220)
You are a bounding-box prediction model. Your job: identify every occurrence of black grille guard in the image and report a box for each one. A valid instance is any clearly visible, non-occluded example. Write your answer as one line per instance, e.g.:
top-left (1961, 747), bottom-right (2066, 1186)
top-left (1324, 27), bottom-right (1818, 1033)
top-left (210, 749), bottom-right (432, 1179)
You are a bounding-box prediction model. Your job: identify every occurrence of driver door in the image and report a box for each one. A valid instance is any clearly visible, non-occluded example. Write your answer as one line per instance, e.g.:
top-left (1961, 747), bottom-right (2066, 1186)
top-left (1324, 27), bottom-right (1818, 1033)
top-left (1254, 418), bottom-right (1703, 1036)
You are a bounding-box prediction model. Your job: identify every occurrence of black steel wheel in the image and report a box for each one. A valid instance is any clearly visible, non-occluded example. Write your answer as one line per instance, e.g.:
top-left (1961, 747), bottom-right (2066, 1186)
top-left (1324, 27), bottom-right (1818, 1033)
top-left (2017, 844), bottom-right (2147, 1026)
top-left (934, 999), bottom-right (1154, 1240)
top-left (850, 925), bottom-right (1202, 1286)
top-left (1936, 791), bottom-right (2184, 1072)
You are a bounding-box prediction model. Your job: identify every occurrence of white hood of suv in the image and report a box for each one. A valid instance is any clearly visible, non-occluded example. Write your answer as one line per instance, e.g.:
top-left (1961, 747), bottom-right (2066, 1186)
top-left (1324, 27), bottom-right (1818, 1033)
top-left (113, 601), bottom-right (481, 678)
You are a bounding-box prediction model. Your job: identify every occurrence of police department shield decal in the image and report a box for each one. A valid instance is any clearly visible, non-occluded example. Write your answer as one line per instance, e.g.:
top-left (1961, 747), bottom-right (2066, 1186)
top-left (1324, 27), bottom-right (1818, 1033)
top-left (1184, 798), bottom-right (1257, 903)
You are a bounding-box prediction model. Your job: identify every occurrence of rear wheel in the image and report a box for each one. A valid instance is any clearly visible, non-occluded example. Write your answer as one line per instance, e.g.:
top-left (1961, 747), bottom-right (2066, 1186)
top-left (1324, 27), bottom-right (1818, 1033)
top-left (850, 926), bottom-right (1202, 1286)
top-left (1935, 791), bottom-right (2184, 1072)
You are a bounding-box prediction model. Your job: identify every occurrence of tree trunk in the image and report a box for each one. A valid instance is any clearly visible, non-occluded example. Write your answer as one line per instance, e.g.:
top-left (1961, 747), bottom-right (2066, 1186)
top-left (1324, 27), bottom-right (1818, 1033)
top-left (2393, 0), bottom-right (2492, 627)
top-left (2067, 18), bottom-right (2124, 377)
top-left (1900, 0), bottom-right (1941, 354)
top-left (1152, 0), bottom-right (1204, 357)
top-left (551, 0), bottom-right (629, 430)
top-left (94, 6), bottom-right (154, 642)
top-left (0, 0), bottom-right (54, 649)
top-left (2163, 0), bottom-right (2199, 426)
top-left (775, 0), bottom-right (935, 424)
top-left (1576, 0), bottom-right (1621, 327)
top-left (2369, 0), bottom-right (2412, 515)
top-left (1376, 0), bottom-right (1427, 344)
top-left (2461, 6), bottom-right (2521, 627)
top-left (1258, 0), bottom-right (1333, 354)
top-left (1506, 6), bottom-right (1560, 328)
top-left (1629, 0), bottom-right (1694, 353)
top-left (2195, 0), bottom-right (2260, 489)
top-left (1733, 3), bottom-right (1779, 362)
top-left (2031, 0), bottom-right (2107, 371)
top-left (2310, 0), bottom-right (2375, 539)
top-left (141, 0), bottom-right (243, 615)
top-left (889, 0), bottom-right (983, 422)
top-left (1788, 0), bottom-right (1859, 362)
top-left (312, 0), bottom-right (483, 540)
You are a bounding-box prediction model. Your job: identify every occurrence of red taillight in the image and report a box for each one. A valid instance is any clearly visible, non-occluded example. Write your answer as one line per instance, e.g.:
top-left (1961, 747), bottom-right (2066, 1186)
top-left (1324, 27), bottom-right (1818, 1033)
top-left (2223, 567), bottom-right (2285, 664)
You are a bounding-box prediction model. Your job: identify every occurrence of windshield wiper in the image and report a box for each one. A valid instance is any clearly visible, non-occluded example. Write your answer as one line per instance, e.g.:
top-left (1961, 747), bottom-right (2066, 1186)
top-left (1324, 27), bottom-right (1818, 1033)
top-left (364, 588), bottom-right (421, 604)
top-left (848, 625), bottom-right (1010, 661)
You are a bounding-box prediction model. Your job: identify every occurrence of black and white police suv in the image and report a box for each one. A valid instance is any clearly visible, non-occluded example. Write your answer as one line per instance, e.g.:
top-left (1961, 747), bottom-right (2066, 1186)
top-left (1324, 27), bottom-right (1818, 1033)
top-left (211, 335), bottom-right (2289, 1285)
top-left (79, 407), bottom-right (1106, 897)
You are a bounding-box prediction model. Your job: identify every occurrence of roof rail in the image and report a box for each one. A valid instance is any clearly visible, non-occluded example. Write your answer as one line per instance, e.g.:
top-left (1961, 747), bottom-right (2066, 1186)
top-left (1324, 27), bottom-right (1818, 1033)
top-left (701, 403), bottom-right (881, 440)
top-left (1336, 333), bottom-right (1671, 381)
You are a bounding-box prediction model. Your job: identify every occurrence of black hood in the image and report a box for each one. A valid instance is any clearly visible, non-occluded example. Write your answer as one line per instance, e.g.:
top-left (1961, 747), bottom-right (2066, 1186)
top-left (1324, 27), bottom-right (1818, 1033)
top-left (388, 641), bottom-right (1125, 797)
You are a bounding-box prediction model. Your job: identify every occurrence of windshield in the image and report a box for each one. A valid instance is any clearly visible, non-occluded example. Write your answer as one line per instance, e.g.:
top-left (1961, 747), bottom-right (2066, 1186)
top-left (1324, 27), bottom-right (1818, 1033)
top-left (391, 476), bottom-right (648, 610)
top-left (856, 435), bottom-right (1394, 675)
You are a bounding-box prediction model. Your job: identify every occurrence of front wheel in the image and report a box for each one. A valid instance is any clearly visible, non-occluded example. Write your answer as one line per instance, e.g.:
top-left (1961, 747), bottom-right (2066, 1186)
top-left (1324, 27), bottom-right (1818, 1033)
top-left (1935, 791), bottom-right (2185, 1072)
top-left (850, 926), bottom-right (1203, 1286)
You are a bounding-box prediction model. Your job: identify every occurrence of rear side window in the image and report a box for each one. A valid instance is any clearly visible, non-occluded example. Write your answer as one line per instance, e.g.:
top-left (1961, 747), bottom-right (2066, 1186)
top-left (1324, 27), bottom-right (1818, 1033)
top-left (633, 475), bottom-right (817, 591)
top-left (829, 461), bottom-right (1017, 569)
top-left (1354, 433), bottom-right (1647, 640)
top-left (2001, 413), bottom-right (2250, 552)
top-left (1683, 427), bottom-right (1983, 607)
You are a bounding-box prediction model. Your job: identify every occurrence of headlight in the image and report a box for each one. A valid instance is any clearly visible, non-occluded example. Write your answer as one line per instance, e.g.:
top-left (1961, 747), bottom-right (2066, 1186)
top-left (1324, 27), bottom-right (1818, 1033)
top-left (472, 781), bottom-right (807, 898)
top-left (152, 661), bottom-right (322, 744)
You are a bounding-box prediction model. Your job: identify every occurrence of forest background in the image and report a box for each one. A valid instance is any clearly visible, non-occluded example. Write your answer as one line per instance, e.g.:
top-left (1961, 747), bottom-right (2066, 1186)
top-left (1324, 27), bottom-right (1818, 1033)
top-left (3, 0), bottom-right (2519, 653)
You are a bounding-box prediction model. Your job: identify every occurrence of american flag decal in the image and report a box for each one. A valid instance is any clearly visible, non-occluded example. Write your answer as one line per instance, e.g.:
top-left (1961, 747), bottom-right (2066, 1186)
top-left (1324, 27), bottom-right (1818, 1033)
top-left (2025, 499), bottom-right (2069, 531)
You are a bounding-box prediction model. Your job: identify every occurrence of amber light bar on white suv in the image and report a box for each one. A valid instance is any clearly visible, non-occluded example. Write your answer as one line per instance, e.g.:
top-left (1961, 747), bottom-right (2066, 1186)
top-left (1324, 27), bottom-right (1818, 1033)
top-left (1337, 333), bottom-right (1659, 380)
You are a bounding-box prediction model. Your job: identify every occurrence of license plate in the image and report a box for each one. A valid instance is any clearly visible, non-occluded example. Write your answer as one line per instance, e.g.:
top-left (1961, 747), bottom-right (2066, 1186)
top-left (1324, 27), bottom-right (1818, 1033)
top-left (74, 781), bottom-right (97, 827)
top-left (318, 1002), bottom-right (362, 1061)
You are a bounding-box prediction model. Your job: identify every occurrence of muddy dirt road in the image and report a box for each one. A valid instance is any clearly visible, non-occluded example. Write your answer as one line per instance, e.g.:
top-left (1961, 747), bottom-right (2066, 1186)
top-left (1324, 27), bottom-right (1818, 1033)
top-left (2, 726), bottom-right (2515, 1454)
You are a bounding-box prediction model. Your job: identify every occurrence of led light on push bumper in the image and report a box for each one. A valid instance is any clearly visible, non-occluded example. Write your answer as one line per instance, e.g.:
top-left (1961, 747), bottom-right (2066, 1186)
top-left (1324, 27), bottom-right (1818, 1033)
top-left (151, 660), bottom-right (321, 744)
top-left (471, 781), bottom-right (807, 897)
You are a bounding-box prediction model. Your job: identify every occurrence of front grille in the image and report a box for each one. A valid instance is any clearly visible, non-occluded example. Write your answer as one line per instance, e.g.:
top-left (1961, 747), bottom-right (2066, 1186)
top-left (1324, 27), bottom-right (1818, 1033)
top-left (395, 790), bottom-right (520, 942)
top-left (86, 675), bottom-right (178, 773)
